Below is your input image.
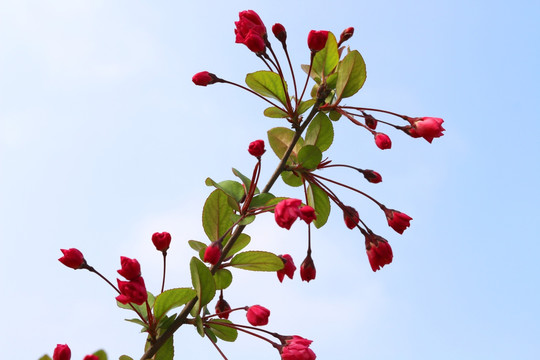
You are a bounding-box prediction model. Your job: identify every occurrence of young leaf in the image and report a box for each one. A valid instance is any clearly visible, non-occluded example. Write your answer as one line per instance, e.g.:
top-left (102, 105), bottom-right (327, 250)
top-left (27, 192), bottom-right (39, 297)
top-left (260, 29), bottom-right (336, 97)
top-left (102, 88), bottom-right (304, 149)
top-left (224, 233), bottom-right (251, 258)
top-left (208, 320), bottom-right (239, 342)
top-left (213, 269), bottom-right (233, 290)
top-left (202, 189), bottom-right (235, 242)
top-left (281, 170), bottom-right (303, 187)
top-left (297, 99), bottom-right (316, 115)
top-left (232, 168), bottom-right (259, 195)
top-left (305, 112), bottom-right (334, 152)
top-left (190, 257), bottom-right (216, 314)
top-left (205, 178), bottom-right (244, 204)
top-left (249, 193), bottom-right (275, 208)
top-left (245, 70), bottom-right (289, 106)
top-left (312, 32), bottom-right (339, 79)
top-left (264, 106), bottom-right (289, 118)
top-left (116, 291), bottom-right (155, 319)
top-left (335, 50), bottom-right (367, 101)
top-left (92, 350), bottom-right (107, 360)
top-left (267, 127), bottom-right (304, 162)
top-left (153, 288), bottom-right (197, 321)
top-left (38, 356), bottom-right (52, 360)
top-left (230, 251), bottom-right (284, 271)
top-left (195, 315), bottom-right (205, 337)
top-left (297, 145), bottom-right (323, 170)
top-left (307, 183), bottom-right (331, 228)
top-left (119, 356), bottom-right (134, 360)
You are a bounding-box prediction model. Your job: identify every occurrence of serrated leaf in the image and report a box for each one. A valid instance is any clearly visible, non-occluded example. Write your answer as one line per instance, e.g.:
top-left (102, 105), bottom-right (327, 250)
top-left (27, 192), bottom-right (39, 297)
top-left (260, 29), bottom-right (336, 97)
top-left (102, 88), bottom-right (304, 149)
top-left (205, 178), bottom-right (244, 204)
top-left (232, 168), bottom-right (259, 195)
top-left (154, 335), bottom-right (174, 360)
top-left (264, 106), bottom-right (289, 118)
top-left (307, 183), bottom-right (331, 228)
top-left (154, 288), bottom-right (197, 320)
top-left (246, 71), bottom-right (289, 106)
top-left (281, 170), bottom-right (303, 187)
top-left (213, 269), bottom-right (233, 290)
top-left (249, 193), bottom-right (275, 208)
top-left (267, 127), bottom-right (304, 162)
top-left (208, 320), bottom-right (239, 342)
top-left (230, 251), bottom-right (284, 271)
top-left (224, 233), bottom-right (251, 258)
top-left (92, 350), bottom-right (107, 360)
top-left (298, 145), bottom-right (323, 170)
top-left (202, 189), bottom-right (235, 242)
top-left (336, 50), bottom-right (366, 101)
top-left (190, 257), bottom-right (216, 315)
top-left (305, 112), bottom-right (334, 152)
top-left (297, 99), bottom-right (316, 115)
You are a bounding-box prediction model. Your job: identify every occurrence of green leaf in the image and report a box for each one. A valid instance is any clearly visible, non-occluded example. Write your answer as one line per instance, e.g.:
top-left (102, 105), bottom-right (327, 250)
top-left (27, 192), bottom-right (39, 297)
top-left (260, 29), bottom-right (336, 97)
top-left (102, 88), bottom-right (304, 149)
top-left (267, 127), bottom-right (304, 162)
top-left (232, 168), bottom-right (259, 195)
top-left (238, 215), bottom-right (256, 226)
top-left (154, 335), bottom-right (174, 360)
top-left (92, 350), bottom-right (107, 360)
top-left (116, 292), bottom-right (155, 319)
top-left (208, 320), bottom-right (239, 342)
top-left (245, 70), bottom-right (289, 106)
top-left (195, 315), bottom-right (205, 337)
top-left (264, 106), bottom-right (289, 118)
top-left (190, 257), bottom-right (216, 315)
top-left (265, 196), bottom-right (289, 208)
top-left (307, 183), bottom-right (331, 228)
top-left (281, 170), bottom-right (303, 187)
top-left (335, 50), bottom-right (367, 101)
top-left (249, 193), bottom-right (275, 208)
top-left (312, 32), bottom-right (339, 79)
top-left (205, 178), bottom-right (245, 204)
top-left (224, 233), bottom-right (251, 258)
top-left (297, 99), bottom-right (316, 115)
top-left (230, 251), bottom-right (284, 271)
top-left (202, 189), bottom-right (235, 242)
top-left (119, 356), bottom-right (134, 360)
top-left (154, 288), bottom-right (197, 320)
top-left (213, 269), bottom-right (233, 290)
top-left (189, 240), bottom-right (207, 252)
top-left (125, 318), bottom-right (148, 329)
top-left (38, 356), bottom-right (52, 360)
top-left (297, 145), bottom-right (323, 170)
top-left (329, 110), bottom-right (341, 121)
top-left (305, 112), bottom-right (334, 152)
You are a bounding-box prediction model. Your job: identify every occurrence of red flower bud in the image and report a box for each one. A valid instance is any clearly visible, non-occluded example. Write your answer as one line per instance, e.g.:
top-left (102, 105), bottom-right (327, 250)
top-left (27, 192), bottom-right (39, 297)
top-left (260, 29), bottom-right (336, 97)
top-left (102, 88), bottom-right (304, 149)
top-left (363, 169), bottom-right (382, 183)
top-left (248, 139), bottom-right (266, 157)
top-left (383, 208), bottom-right (412, 234)
top-left (299, 205), bottom-right (317, 224)
top-left (83, 356), bottom-right (99, 360)
top-left (339, 27), bottom-right (355, 44)
top-left (53, 344), bottom-right (71, 360)
top-left (58, 248), bottom-right (85, 270)
top-left (343, 206), bottom-right (360, 230)
top-left (215, 297), bottom-right (232, 319)
top-left (117, 256), bottom-right (141, 281)
top-left (152, 231), bottom-right (172, 252)
top-left (374, 132), bottom-right (392, 150)
top-left (246, 305), bottom-right (270, 326)
top-left (204, 241), bottom-right (222, 265)
top-left (243, 30), bottom-right (266, 53)
top-left (272, 23), bottom-right (287, 43)
top-left (300, 253), bottom-right (316, 282)
top-left (277, 254), bottom-right (296, 282)
top-left (116, 276), bottom-right (148, 305)
top-left (364, 113), bottom-right (378, 129)
top-left (307, 30), bottom-right (329, 52)
top-left (274, 198), bottom-right (302, 230)
top-left (365, 234), bottom-right (393, 272)
top-left (411, 117), bottom-right (445, 143)
top-left (235, 10), bottom-right (267, 53)
top-left (192, 71), bottom-right (218, 86)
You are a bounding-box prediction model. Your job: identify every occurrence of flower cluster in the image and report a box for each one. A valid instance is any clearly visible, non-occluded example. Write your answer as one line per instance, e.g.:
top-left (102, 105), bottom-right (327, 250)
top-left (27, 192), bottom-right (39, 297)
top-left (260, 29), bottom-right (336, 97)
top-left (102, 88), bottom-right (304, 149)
top-left (116, 257), bottom-right (147, 305)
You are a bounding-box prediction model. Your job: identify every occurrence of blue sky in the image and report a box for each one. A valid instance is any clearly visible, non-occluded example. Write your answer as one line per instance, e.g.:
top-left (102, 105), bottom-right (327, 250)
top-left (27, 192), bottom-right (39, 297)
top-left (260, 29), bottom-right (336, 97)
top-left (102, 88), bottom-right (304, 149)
top-left (1, 0), bottom-right (539, 359)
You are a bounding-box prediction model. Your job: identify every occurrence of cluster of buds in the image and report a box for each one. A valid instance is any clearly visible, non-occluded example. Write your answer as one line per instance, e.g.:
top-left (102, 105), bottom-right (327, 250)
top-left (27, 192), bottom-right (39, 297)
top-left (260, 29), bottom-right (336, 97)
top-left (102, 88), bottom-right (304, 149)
top-left (51, 344), bottom-right (98, 360)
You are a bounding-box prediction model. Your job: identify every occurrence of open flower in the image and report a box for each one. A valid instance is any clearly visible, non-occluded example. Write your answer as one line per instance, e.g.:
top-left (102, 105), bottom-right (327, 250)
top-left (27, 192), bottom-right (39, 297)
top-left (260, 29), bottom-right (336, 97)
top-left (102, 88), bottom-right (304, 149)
top-left (411, 117), bottom-right (445, 143)
top-left (281, 336), bottom-right (316, 360)
top-left (365, 234), bottom-right (393, 272)
top-left (383, 208), bottom-right (412, 234)
top-left (277, 254), bottom-right (296, 282)
top-left (274, 198), bottom-right (302, 229)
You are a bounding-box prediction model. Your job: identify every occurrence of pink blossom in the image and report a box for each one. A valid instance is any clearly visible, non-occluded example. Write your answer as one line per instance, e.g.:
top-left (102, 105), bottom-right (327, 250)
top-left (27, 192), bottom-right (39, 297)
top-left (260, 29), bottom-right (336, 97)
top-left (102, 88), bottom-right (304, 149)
top-left (117, 256), bottom-right (141, 281)
top-left (384, 208), bottom-right (412, 234)
top-left (248, 139), bottom-right (266, 157)
top-left (365, 233), bottom-right (393, 271)
top-left (374, 132), bottom-right (392, 150)
top-left (152, 231), bottom-right (172, 252)
top-left (274, 198), bottom-right (302, 230)
top-left (116, 276), bottom-right (147, 305)
top-left (246, 305), bottom-right (270, 326)
top-left (58, 248), bottom-right (85, 270)
top-left (299, 206), bottom-right (317, 224)
top-left (204, 242), bottom-right (222, 265)
top-left (277, 254), bottom-right (296, 282)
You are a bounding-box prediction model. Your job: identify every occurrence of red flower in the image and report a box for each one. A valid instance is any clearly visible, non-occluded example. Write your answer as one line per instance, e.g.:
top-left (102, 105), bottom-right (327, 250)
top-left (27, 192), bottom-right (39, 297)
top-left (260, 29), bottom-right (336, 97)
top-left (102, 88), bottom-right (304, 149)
top-left (272, 23), bottom-right (287, 43)
top-left (384, 208), bottom-right (412, 234)
top-left (307, 30), bottom-right (329, 52)
top-left (365, 234), bottom-right (393, 272)
top-left (281, 336), bottom-right (316, 360)
top-left (300, 253), bottom-right (316, 282)
top-left (248, 139), bottom-right (266, 157)
top-left (235, 10), bottom-right (267, 53)
top-left (58, 248), bottom-right (85, 270)
top-left (192, 71), bottom-right (218, 86)
top-left (204, 241), bottom-right (222, 265)
top-left (116, 276), bottom-right (148, 305)
top-left (363, 169), bottom-right (382, 184)
top-left (53, 344), bottom-right (71, 360)
top-left (411, 117), bottom-right (445, 143)
top-left (117, 256), bottom-right (141, 281)
top-left (215, 297), bottom-right (232, 319)
top-left (83, 356), bottom-right (99, 360)
top-left (277, 254), bottom-right (296, 282)
top-left (374, 132), bottom-right (392, 150)
top-left (299, 206), bottom-right (317, 224)
top-left (152, 231), bottom-right (172, 252)
top-left (274, 198), bottom-right (302, 230)
top-left (246, 305), bottom-right (270, 326)
top-left (343, 206), bottom-right (359, 230)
